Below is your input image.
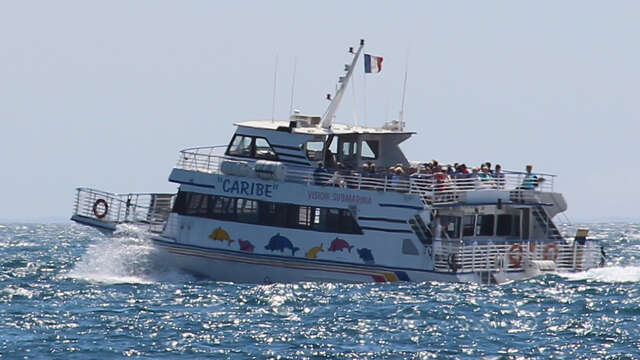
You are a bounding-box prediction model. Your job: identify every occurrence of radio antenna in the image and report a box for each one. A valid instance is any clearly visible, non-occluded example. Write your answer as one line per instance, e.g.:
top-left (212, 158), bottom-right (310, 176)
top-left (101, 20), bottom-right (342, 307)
top-left (289, 57), bottom-right (297, 116)
top-left (399, 49), bottom-right (409, 130)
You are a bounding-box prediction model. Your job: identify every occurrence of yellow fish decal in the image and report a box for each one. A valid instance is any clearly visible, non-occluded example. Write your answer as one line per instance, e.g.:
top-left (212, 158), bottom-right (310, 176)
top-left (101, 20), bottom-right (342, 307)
top-left (209, 227), bottom-right (234, 245)
top-left (305, 244), bottom-right (324, 259)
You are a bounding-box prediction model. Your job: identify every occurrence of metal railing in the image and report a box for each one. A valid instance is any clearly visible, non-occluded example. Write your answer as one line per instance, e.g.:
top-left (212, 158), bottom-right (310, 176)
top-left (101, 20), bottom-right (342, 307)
top-left (73, 187), bottom-right (175, 233)
top-left (175, 146), bottom-right (557, 206)
top-left (433, 240), bottom-right (602, 273)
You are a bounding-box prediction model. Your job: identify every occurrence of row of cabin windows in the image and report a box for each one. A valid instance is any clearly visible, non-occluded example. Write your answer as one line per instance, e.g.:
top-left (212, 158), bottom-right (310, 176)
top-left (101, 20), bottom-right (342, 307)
top-left (172, 191), bottom-right (362, 234)
top-left (437, 214), bottom-right (521, 239)
top-left (226, 135), bottom-right (278, 160)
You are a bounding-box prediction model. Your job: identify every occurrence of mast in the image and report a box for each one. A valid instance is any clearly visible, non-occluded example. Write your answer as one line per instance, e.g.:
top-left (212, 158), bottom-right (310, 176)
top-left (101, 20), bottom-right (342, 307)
top-left (320, 39), bottom-right (365, 129)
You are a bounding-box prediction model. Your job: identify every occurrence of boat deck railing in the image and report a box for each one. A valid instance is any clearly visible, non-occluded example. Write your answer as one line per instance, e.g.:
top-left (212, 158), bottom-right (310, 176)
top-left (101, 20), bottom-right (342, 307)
top-left (175, 146), bottom-right (557, 206)
top-left (433, 240), bottom-right (602, 273)
top-left (73, 187), bottom-right (175, 233)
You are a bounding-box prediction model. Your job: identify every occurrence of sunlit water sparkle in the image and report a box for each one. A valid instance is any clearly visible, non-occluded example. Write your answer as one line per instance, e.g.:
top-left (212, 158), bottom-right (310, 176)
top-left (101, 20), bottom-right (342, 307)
top-left (1, 223), bottom-right (639, 358)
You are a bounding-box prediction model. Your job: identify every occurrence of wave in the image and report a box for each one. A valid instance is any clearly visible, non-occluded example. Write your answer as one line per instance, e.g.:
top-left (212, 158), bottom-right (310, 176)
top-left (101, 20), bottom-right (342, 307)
top-left (561, 265), bottom-right (640, 283)
top-left (67, 224), bottom-right (193, 284)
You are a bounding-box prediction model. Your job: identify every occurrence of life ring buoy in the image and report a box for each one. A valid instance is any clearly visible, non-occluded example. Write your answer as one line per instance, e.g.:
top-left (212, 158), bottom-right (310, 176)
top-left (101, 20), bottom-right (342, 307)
top-left (93, 199), bottom-right (108, 219)
top-left (508, 243), bottom-right (523, 268)
top-left (543, 243), bottom-right (559, 261)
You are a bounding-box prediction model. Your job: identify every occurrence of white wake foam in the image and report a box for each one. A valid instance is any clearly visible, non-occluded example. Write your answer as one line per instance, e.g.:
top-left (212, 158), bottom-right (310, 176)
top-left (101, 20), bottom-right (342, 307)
top-left (68, 225), bottom-right (193, 284)
top-left (561, 266), bottom-right (640, 283)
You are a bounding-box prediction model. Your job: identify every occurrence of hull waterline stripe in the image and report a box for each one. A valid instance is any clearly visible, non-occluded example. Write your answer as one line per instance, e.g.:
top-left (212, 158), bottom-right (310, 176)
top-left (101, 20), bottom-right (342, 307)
top-left (150, 237), bottom-right (525, 276)
top-left (155, 242), bottom-right (406, 282)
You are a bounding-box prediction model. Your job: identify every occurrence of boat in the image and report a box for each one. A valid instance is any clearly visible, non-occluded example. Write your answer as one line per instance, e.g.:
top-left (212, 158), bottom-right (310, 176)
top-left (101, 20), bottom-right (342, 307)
top-left (71, 40), bottom-right (605, 284)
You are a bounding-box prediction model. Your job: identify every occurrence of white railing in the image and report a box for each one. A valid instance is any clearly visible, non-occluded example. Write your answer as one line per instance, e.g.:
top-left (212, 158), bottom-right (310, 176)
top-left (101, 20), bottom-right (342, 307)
top-left (175, 146), bottom-right (556, 206)
top-left (73, 187), bottom-right (175, 233)
top-left (433, 240), bottom-right (602, 273)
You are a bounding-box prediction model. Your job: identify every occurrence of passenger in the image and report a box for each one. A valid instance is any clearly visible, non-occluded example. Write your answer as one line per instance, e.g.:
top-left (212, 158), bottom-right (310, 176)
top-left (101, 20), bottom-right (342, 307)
top-left (313, 163), bottom-right (329, 186)
top-left (521, 164), bottom-right (544, 189)
top-left (471, 167), bottom-right (483, 190)
top-left (329, 162), bottom-right (347, 188)
top-left (494, 164), bottom-right (506, 189)
top-left (324, 148), bottom-right (336, 169)
top-left (392, 166), bottom-right (407, 192)
top-left (485, 162), bottom-right (493, 175)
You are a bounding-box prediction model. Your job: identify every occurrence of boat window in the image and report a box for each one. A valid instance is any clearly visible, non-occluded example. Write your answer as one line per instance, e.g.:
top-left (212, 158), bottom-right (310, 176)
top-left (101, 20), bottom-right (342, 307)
top-left (226, 135), bottom-right (278, 160)
top-left (341, 141), bottom-right (358, 159)
top-left (305, 141), bottom-right (325, 161)
top-left (462, 215), bottom-right (475, 237)
top-left (361, 140), bottom-right (379, 160)
top-left (227, 135), bottom-right (253, 157)
top-left (441, 216), bottom-right (461, 239)
top-left (237, 199), bottom-right (258, 223)
top-left (173, 190), bottom-right (362, 234)
top-left (476, 215), bottom-right (494, 236)
top-left (496, 214), bottom-right (521, 237)
top-left (254, 138), bottom-right (277, 160)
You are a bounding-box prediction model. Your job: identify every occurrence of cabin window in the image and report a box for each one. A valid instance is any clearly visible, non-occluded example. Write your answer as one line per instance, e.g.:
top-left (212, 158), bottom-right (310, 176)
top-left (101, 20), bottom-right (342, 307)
top-left (341, 141), bottom-right (358, 159)
top-left (305, 141), bottom-right (325, 161)
top-left (226, 135), bottom-right (278, 160)
top-left (476, 215), bottom-right (495, 236)
top-left (254, 138), bottom-right (277, 160)
top-left (441, 216), bottom-right (461, 239)
top-left (227, 135), bottom-right (253, 157)
top-left (462, 215), bottom-right (475, 237)
top-left (173, 191), bottom-right (362, 234)
top-left (496, 214), bottom-right (521, 237)
top-left (236, 199), bottom-right (258, 223)
top-left (361, 140), bottom-right (379, 160)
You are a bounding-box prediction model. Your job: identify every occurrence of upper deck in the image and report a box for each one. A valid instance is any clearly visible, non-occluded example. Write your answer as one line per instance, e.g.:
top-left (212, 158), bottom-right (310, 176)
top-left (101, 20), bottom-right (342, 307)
top-left (173, 145), bottom-right (559, 208)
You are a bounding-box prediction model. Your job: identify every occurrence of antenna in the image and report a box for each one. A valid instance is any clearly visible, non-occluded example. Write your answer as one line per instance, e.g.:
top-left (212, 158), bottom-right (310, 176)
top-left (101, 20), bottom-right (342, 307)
top-left (271, 55), bottom-right (279, 122)
top-left (289, 57), bottom-right (297, 116)
top-left (399, 50), bottom-right (409, 131)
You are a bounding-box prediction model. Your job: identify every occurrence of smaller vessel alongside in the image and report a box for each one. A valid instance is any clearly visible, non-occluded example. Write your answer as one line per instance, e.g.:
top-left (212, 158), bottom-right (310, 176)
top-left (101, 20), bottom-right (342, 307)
top-left (71, 40), bottom-right (604, 284)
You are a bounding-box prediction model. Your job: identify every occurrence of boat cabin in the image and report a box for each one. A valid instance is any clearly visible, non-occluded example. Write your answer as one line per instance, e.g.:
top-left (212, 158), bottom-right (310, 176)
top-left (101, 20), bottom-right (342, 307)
top-left (226, 114), bottom-right (413, 171)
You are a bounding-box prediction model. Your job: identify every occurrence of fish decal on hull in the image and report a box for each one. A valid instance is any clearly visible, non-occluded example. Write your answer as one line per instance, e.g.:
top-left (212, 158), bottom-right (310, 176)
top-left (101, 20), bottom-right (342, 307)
top-left (305, 244), bottom-right (324, 259)
top-left (329, 238), bottom-right (353, 253)
top-left (265, 233), bottom-right (299, 256)
top-left (238, 239), bottom-right (255, 253)
top-left (357, 248), bottom-right (375, 264)
top-left (209, 227), bottom-right (234, 245)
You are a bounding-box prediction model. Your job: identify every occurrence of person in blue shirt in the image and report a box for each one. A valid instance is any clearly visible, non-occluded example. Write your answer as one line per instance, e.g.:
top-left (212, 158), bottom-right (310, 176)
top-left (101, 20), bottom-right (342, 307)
top-left (522, 164), bottom-right (543, 189)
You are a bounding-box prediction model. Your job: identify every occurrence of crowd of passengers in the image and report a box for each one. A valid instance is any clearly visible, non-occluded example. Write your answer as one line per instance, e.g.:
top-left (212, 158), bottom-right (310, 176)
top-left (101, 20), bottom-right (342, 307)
top-left (314, 160), bottom-right (543, 192)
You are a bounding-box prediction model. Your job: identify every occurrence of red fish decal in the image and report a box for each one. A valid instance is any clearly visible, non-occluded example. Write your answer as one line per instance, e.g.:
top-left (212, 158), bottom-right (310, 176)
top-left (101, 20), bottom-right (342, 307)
top-left (238, 239), bottom-right (255, 253)
top-left (328, 237), bottom-right (353, 253)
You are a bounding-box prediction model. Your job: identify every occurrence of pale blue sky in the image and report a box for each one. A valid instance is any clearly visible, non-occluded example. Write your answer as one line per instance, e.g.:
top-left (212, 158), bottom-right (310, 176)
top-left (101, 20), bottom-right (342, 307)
top-left (1, 1), bottom-right (639, 221)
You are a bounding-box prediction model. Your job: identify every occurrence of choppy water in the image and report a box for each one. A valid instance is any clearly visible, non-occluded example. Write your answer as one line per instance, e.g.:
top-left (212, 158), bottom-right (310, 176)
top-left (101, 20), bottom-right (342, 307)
top-left (1, 222), bottom-right (639, 359)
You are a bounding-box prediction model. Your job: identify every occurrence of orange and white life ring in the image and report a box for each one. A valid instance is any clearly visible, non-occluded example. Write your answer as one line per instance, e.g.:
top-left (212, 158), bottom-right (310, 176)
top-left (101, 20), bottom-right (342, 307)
top-left (93, 199), bottom-right (108, 219)
top-left (543, 243), bottom-right (559, 261)
top-left (508, 243), bottom-right (523, 268)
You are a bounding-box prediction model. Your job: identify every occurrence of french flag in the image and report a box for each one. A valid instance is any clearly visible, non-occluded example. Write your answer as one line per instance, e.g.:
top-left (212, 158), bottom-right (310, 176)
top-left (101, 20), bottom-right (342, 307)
top-left (364, 54), bottom-right (383, 73)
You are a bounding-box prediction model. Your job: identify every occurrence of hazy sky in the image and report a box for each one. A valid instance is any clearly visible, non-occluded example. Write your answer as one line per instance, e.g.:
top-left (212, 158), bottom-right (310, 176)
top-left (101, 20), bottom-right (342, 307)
top-left (2, 1), bottom-right (639, 221)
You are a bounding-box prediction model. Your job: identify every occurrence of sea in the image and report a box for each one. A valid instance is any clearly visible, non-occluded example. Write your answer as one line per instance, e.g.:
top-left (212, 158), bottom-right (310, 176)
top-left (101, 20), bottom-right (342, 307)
top-left (1, 222), bottom-right (639, 359)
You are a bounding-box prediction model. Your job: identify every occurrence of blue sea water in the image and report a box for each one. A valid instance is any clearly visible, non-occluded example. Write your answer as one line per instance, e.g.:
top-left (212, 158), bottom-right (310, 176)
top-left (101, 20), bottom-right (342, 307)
top-left (1, 223), bottom-right (639, 359)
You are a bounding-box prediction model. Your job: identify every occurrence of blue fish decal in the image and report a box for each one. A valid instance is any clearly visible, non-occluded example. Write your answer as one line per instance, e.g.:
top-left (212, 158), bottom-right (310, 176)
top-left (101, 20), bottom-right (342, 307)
top-left (357, 248), bottom-right (375, 265)
top-left (265, 233), bottom-right (299, 256)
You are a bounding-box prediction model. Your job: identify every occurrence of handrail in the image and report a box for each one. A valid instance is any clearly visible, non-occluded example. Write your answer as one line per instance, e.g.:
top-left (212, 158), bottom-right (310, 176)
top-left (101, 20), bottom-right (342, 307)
top-left (174, 146), bottom-right (558, 206)
top-left (73, 187), bottom-right (175, 232)
top-left (433, 240), bottom-right (601, 273)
